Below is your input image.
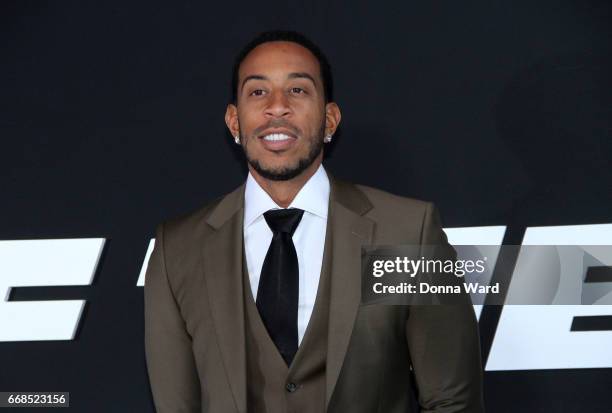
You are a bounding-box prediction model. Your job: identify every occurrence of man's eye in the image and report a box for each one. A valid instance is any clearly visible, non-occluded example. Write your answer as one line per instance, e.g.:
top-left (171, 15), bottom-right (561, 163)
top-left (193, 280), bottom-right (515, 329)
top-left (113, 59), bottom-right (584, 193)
top-left (290, 87), bottom-right (305, 94)
top-left (250, 89), bottom-right (265, 96)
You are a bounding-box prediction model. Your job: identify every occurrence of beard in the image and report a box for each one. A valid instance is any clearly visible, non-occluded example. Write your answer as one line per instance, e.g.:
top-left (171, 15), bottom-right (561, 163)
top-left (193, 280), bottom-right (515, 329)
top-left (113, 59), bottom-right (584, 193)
top-left (243, 121), bottom-right (325, 181)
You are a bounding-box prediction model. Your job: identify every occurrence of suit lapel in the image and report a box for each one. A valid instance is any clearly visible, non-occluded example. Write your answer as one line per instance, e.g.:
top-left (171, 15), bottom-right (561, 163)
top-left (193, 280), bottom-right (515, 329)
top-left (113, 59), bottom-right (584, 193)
top-left (325, 175), bottom-right (375, 408)
top-left (201, 183), bottom-right (247, 413)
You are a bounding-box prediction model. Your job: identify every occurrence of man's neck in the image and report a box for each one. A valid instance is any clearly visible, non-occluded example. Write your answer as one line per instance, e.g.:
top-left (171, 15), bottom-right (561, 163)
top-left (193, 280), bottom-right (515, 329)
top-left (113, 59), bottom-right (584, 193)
top-left (248, 159), bottom-right (322, 208)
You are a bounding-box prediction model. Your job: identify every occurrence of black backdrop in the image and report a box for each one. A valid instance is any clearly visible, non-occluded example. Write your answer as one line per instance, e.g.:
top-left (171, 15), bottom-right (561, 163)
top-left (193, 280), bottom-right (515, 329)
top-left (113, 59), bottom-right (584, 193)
top-left (2, 1), bottom-right (611, 412)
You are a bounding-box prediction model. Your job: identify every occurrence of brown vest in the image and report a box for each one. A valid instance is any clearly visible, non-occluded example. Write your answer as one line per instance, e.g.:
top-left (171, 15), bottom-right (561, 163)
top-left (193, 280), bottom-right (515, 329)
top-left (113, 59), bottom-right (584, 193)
top-left (242, 238), bottom-right (332, 413)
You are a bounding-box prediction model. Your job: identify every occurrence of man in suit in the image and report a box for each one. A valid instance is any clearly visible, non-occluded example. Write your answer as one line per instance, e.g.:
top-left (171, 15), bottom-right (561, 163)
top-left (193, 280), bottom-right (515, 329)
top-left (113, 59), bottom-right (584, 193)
top-left (144, 30), bottom-right (484, 412)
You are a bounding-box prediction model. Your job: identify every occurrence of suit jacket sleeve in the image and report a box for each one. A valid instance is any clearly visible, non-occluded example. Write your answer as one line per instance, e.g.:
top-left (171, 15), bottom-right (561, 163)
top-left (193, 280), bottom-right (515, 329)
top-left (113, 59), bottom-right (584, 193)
top-left (144, 223), bottom-right (201, 413)
top-left (405, 203), bottom-right (485, 413)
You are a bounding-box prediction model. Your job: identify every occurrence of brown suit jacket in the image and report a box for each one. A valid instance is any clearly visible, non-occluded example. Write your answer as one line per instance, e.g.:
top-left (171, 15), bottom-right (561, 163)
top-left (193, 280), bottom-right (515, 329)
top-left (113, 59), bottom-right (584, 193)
top-left (144, 173), bottom-right (485, 412)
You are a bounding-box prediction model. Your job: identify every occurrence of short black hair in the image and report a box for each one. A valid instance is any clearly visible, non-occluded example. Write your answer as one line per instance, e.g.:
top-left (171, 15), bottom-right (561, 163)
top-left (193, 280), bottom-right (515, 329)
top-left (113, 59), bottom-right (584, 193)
top-left (230, 30), bottom-right (333, 104)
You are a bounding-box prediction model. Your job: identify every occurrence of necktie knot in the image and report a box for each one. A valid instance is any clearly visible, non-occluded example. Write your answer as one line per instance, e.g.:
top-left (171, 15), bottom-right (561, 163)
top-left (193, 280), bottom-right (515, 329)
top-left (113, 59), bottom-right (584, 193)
top-left (264, 208), bottom-right (304, 236)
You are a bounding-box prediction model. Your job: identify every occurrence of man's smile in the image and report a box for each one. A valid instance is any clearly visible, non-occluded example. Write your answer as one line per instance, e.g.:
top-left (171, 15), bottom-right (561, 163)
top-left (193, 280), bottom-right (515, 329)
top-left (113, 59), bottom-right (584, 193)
top-left (258, 131), bottom-right (298, 151)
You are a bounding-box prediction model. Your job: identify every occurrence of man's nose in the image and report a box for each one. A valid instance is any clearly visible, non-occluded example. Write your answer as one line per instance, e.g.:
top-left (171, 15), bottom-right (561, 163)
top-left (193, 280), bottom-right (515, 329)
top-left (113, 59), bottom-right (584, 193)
top-left (264, 90), bottom-right (291, 118)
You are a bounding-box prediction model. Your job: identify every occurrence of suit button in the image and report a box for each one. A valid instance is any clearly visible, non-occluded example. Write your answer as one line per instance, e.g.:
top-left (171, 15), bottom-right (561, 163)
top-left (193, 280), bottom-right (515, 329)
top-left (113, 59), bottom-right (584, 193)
top-left (286, 382), bottom-right (298, 393)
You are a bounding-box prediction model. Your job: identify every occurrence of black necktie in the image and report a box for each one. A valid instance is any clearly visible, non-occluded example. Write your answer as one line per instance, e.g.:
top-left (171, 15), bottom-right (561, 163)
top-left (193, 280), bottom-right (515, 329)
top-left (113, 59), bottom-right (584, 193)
top-left (256, 208), bottom-right (304, 366)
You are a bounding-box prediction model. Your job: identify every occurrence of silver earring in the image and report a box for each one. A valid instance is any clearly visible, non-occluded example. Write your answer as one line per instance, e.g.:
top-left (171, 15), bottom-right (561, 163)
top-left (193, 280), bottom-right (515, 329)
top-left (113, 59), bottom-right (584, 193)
top-left (324, 134), bottom-right (332, 143)
top-left (234, 135), bottom-right (240, 144)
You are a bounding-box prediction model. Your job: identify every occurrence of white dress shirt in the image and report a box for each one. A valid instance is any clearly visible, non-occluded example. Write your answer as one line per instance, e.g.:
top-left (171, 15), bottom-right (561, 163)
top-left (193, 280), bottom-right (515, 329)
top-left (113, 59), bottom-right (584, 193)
top-left (243, 163), bottom-right (330, 346)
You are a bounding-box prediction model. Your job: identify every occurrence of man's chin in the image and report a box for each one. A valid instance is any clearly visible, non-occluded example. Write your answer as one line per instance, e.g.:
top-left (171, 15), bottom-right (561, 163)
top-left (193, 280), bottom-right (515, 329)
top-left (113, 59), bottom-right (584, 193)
top-left (247, 159), bottom-right (311, 181)
top-left (252, 165), bottom-right (304, 181)
top-left (245, 139), bottom-right (323, 182)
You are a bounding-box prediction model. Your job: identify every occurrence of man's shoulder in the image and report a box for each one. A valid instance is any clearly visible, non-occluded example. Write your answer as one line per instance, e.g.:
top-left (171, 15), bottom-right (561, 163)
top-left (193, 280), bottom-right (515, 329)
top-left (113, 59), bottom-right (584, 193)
top-left (336, 179), bottom-right (444, 243)
top-left (342, 179), bottom-right (432, 213)
top-left (156, 190), bottom-right (234, 239)
top-left (331, 178), bottom-right (438, 234)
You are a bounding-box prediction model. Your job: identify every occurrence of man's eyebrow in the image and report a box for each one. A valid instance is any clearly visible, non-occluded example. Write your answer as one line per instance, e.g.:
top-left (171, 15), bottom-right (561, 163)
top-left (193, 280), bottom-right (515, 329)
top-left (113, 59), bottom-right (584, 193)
top-left (241, 74), bottom-right (268, 91)
top-left (288, 72), bottom-right (317, 86)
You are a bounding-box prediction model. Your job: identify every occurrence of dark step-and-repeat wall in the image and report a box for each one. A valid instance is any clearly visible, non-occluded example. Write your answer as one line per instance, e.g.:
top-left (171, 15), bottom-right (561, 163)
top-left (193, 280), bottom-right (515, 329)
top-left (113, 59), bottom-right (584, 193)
top-left (2, 1), bottom-right (611, 412)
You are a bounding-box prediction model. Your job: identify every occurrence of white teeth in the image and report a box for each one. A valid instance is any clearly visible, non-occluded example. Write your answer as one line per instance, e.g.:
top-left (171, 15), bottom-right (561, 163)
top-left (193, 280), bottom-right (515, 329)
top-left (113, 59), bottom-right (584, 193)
top-left (263, 133), bottom-right (292, 141)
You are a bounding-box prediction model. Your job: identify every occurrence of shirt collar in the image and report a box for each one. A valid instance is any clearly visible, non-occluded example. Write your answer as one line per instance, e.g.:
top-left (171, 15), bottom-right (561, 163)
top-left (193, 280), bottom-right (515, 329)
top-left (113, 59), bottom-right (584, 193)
top-left (244, 163), bottom-right (330, 228)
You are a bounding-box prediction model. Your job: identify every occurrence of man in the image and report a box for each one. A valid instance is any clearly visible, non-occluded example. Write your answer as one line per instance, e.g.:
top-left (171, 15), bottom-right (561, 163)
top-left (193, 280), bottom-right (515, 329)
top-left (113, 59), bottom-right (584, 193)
top-left (144, 30), bottom-right (484, 412)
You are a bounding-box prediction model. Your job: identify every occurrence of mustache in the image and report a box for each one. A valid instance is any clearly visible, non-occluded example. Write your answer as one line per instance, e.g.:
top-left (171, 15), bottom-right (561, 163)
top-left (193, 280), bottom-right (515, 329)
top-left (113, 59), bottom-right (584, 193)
top-left (252, 119), bottom-right (301, 138)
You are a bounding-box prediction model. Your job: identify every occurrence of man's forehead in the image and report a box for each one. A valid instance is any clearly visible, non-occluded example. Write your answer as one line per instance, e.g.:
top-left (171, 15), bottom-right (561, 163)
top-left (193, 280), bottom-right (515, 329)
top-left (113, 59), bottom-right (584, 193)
top-left (239, 41), bottom-right (321, 79)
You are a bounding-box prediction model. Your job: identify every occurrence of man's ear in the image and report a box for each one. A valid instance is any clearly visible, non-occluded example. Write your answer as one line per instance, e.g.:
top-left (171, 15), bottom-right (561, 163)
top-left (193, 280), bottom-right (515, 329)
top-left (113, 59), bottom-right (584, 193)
top-left (324, 102), bottom-right (341, 137)
top-left (225, 104), bottom-right (240, 138)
